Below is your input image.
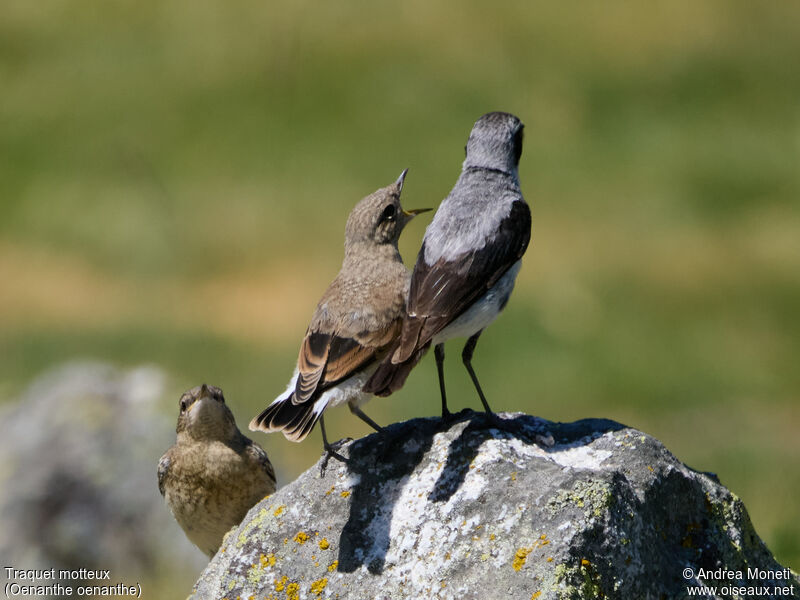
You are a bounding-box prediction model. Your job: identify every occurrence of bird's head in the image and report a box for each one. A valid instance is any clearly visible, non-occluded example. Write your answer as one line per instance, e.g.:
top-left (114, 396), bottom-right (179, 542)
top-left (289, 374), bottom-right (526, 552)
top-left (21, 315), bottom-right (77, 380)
top-left (344, 169), bottom-right (430, 248)
top-left (463, 111), bottom-right (524, 176)
top-left (175, 383), bottom-right (238, 442)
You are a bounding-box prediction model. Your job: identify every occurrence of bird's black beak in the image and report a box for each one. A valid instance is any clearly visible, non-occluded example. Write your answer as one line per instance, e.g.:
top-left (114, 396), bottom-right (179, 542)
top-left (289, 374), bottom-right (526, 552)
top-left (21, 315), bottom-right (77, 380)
top-left (395, 168), bottom-right (409, 194)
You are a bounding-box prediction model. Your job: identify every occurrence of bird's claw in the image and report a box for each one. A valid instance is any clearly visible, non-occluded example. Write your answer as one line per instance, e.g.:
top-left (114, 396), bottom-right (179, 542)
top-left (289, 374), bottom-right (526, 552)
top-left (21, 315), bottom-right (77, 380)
top-left (319, 438), bottom-right (352, 476)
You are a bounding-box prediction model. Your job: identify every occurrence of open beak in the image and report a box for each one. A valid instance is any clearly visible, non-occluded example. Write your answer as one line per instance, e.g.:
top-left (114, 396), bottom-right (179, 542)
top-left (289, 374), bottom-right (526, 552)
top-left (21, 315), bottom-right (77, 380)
top-left (395, 168), bottom-right (409, 193)
top-left (402, 207), bottom-right (432, 217)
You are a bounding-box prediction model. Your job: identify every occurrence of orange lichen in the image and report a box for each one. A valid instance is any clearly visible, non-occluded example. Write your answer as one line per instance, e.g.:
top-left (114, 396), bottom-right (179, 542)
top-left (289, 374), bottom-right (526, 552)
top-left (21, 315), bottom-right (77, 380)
top-left (325, 486), bottom-right (335, 496)
top-left (513, 547), bottom-right (532, 571)
top-left (310, 578), bottom-right (328, 595)
top-left (273, 505), bottom-right (286, 517)
top-left (318, 538), bottom-right (330, 550)
top-left (260, 553), bottom-right (276, 567)
top-left (340, 490), bottom-right (351, 498)
top-left (328, 560), bottom-right (339, 572)
top-left (274, 575), bottom-right (287, 592)
top-left (294, 531), bottom-right (310, 544)
top-left (286, 582), bottom-right (300, 600)
top-left (531, 592), bottom-right (542, 599)
top-left (511, 471), bottom-right (517, 481)
top-left (581, 558), bottom-right (591, 567)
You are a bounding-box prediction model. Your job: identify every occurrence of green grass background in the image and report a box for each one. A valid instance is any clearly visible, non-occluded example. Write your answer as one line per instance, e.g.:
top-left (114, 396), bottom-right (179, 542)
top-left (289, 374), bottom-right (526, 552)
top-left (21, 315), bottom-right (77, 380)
top-left (2, 0), bottom-right (798, 591)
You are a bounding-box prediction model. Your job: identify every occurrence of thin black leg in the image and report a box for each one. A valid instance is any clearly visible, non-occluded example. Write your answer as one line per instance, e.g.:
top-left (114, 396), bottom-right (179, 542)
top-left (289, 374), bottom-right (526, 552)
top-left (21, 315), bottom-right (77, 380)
top-left (462, 330), bottom-right (493, 414)
top-left (349, 404), bottom-right (383, 433)
top-left (434, 343), bottom-right (450, 418)
top-left (319, 416), bottom-right (348, 466)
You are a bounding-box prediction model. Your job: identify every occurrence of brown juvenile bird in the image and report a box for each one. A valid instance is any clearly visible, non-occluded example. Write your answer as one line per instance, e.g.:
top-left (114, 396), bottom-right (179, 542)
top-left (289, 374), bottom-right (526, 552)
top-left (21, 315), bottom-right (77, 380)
top-left (158, 384), bottom-right (276, 558)
top-left (249, 170), bottom-right (429, 450)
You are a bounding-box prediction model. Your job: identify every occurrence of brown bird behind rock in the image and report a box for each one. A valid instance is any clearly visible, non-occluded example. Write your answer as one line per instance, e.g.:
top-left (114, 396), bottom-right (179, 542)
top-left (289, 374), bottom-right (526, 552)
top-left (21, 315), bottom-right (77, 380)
top-left (158, 384), bottom-right (276, 558)
top-left (249, 170), bottom-right (429, 451)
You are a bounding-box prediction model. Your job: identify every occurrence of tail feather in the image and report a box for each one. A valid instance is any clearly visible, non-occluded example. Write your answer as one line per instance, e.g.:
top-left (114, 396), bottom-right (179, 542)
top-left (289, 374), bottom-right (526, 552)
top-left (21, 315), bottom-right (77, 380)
top-left (249, 393), bottom-right (328, 443)
top-left (393, 316), bottom-right (426, 363)
top-left (363, 343), bottom-right (430, 397)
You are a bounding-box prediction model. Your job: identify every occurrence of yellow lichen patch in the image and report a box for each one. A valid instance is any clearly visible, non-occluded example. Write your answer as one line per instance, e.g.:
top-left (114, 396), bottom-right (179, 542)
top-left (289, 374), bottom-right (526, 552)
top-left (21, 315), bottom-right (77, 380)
top-left (531, 592), bottom-right (542, 599)
top-left (319, 538), bottom-right (330, 550)
top-left (310, 578), bottom-right (328, 596)
top-left (490, 533), bottom-right (496, 541)
top-left (581, 558), bottom-right (591, 567)
top-left (540, 534), bottom-right (546, 539)
top-left (444, 552), bottom-right (451, 560)
top-left (512, 547), bottom-right (532, 571)
top-left (274, 575), bottom-right (287, 592)
top-left (328, 560), bottom-right (339, 572)
top-left (286, 582), bottom-right (300, 600)
top-left (511, 471), bottom-right (517, 481)
top-left (547, 557), bottom-right (554, 562)
top-left (283, 538), bottom-right (289, 544)
top-left (325, 486), bottom-right (335, 496)
top-left (294, 531), bottom-right (310, 544)
top-left (647, 465), bottom-right (654, 472)
top-left (340, 490), bottom-right (351, 498)
top-left (260, 553), bottom-right (276, 568)
top-left (274, 505), bottom-right (286, 517)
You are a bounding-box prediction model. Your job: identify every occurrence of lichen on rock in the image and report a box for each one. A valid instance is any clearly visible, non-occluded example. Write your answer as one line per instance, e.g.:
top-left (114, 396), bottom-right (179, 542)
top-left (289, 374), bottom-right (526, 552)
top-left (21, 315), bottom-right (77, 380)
top-left (191, 410), bottom-right (798, 599)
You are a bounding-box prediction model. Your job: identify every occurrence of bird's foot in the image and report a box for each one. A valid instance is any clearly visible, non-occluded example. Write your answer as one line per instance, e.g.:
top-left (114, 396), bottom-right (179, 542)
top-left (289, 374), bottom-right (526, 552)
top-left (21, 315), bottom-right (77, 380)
top-left (319, 438), bottom-right (352, 476)
top-left (435, 408), bottom-right (476, 433)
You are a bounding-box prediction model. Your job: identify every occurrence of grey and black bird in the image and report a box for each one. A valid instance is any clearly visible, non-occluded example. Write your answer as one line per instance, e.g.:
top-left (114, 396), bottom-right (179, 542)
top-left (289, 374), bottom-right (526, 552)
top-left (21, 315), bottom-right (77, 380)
top-left (249, 171), bottom-right (429, 449)
top-left (158, 384), bottom-right (276, 558)
top-left (365, 112), bottom-right (531, 419)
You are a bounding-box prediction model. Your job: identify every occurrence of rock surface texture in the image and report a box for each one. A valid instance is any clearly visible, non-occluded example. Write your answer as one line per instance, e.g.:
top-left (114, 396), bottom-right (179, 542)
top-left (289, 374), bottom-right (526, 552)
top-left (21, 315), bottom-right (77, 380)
top-left (192, 411), bottom-right (799, 600)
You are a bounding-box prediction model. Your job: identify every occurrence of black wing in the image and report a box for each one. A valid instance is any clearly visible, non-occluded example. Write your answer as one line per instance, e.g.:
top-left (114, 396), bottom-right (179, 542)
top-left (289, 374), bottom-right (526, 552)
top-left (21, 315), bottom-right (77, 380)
top-left (394, 200), bottom-right (531, 361)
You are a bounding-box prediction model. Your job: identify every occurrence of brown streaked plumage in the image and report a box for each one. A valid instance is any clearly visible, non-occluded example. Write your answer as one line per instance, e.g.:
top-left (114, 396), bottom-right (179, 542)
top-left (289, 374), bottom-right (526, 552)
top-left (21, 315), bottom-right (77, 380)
top-left (249, 170), bottom-right (429, 447)
top-left (158, 384), bottom-right (276, 558)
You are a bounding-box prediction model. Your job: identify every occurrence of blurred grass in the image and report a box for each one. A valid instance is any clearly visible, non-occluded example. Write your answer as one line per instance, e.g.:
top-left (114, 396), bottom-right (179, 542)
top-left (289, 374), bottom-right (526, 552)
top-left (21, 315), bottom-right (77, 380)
top-left (1, 0), bottom-right (799, 587)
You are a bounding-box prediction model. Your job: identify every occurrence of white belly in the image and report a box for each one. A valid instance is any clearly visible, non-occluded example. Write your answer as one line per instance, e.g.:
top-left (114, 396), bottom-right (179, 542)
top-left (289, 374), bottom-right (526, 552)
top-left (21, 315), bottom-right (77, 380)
top-left (432, 260), bottom-right (521, 345)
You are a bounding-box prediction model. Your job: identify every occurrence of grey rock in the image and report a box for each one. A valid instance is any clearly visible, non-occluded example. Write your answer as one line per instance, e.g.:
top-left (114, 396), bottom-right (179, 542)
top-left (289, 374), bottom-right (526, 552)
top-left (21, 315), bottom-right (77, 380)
top-left (0, 362), bottom-right (204, 594)
top-left (191, 410), bottom-right (799, 600)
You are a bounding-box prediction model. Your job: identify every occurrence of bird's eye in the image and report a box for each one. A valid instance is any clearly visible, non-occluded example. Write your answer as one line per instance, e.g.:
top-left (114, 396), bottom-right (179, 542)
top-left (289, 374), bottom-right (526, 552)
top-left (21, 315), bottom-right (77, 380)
top-left (180, 399), bottom-right (189, 412)
top-left (380, 204), bottom-right (396, 222)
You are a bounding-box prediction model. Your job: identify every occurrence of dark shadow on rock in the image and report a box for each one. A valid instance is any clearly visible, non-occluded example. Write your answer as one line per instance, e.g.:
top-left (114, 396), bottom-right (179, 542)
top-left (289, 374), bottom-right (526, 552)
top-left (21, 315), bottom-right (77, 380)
top-left (428, 410), bottom-right (530, 503)
top-left (337, 409), bottom-right (627, 574)
top-left (337, 416), bottom-right (441, 574)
